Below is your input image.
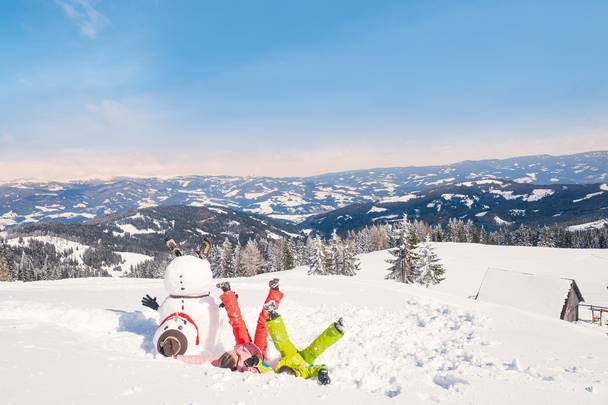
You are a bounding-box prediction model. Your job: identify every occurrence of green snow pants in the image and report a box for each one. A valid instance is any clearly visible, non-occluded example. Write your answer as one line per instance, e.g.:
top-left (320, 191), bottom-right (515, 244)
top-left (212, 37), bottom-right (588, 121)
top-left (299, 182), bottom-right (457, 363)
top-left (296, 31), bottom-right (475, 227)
top-left (266, 315), bottom-right (343, 379)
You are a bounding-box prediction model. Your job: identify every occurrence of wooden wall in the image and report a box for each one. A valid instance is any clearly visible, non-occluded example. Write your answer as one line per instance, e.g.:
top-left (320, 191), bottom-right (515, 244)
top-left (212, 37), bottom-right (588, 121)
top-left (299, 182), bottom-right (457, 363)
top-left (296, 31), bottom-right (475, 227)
top-left (561, 285), bottom-right (581, 322)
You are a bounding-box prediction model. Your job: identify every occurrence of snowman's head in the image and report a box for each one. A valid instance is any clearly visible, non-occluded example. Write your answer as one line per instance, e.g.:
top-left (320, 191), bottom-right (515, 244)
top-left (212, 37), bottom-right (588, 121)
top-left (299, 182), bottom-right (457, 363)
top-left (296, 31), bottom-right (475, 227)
top-left (164, 255), bottom-right (213, 296)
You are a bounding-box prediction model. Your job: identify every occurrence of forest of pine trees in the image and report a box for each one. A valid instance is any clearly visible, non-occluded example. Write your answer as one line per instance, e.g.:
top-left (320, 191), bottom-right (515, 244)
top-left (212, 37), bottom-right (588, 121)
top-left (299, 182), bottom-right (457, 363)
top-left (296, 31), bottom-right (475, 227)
top-left (0, 238), bottom-right (110, 281)
top-left (2, 215), bottom-right (608, 282)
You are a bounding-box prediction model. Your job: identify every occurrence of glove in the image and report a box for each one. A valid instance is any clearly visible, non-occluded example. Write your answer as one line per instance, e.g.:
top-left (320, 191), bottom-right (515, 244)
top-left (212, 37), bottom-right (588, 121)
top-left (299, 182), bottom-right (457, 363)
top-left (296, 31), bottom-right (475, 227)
top-left (216, 281), bottom-right (231, 292)
top-left (243, 355), bottom-right (259, 368)
top-left (141, 294), bottom-right (159, 311)
top-left (269, 278), bottom-right (280, 291)
top-left (317, 368), bottom-right (331, 385)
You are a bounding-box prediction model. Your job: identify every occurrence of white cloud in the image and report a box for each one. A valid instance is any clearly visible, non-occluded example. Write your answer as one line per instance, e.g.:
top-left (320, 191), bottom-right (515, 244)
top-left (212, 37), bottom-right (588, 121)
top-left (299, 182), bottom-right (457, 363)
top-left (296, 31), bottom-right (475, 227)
top-left (55, 0), bottom-right (109, 39)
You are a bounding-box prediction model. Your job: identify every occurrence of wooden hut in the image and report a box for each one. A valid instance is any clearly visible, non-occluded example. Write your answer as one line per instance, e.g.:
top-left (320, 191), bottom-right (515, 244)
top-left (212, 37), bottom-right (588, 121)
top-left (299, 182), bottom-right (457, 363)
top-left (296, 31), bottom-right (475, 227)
top-left (475, 268), bottom-right (584, 322)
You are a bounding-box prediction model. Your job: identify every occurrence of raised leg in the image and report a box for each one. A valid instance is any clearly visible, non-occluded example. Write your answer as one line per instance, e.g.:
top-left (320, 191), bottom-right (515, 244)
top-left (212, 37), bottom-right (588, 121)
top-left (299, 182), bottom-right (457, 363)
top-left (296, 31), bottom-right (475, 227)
top-left (254, 288), bottom-right (284, 356)
top-left (266, 315), bottom-right (298, 358)
top-left (299, 322), bottom-right (343, 364)
top-left (220, 291), bottom-right (252, 345)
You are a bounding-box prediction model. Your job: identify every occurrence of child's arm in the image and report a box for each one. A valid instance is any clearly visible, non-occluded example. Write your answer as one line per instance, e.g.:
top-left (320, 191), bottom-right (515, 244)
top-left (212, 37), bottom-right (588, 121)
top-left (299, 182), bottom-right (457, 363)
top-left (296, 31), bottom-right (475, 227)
top-left (301, 364), bottom-right (327, 379)
top-left (175, 352), bottom-right (217, 365)
top-left (242, 355), bottom-right (273, 373)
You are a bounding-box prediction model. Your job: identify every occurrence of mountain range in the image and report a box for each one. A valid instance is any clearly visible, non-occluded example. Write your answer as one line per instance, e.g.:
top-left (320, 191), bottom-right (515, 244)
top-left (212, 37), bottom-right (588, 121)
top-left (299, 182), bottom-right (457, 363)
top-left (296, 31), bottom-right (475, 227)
top-left (302, 180), bottom-right (608, 237)
top-left (2, 151), bottom-right (608, 231)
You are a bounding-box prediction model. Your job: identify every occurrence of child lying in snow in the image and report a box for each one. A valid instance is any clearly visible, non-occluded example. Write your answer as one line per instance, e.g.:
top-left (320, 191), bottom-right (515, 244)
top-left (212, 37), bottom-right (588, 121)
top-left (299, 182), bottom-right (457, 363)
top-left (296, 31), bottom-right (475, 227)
top-left (177, 279), bottom-right (283, 373)
top-left (262, 301), bottom-right (344, 385)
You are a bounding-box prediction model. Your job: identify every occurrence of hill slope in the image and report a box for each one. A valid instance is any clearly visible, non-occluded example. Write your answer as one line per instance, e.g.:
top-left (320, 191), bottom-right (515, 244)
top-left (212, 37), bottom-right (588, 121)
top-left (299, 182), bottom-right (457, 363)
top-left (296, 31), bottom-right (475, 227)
top-left (0, 244), bottom-right (606, 404)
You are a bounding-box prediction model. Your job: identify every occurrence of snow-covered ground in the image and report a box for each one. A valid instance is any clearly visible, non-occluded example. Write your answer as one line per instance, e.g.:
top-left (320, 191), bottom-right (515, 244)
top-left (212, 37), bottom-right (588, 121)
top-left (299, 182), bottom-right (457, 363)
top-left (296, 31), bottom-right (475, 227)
top-left (1, 244), bottom-right (607, 404)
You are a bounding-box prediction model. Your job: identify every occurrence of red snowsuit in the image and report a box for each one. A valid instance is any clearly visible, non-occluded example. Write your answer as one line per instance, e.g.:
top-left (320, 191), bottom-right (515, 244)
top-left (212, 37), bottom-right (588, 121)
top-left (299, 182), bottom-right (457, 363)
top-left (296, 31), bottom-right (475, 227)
top-left (220, 288), bottom-right (284, 359)
top-left (178, 287), bottom-right (283, 372)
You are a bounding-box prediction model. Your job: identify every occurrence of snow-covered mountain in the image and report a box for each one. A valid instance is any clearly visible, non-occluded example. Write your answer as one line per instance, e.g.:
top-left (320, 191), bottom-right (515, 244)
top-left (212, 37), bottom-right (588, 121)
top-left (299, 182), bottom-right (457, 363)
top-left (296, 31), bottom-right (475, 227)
top-left (302, 180), bottom-right (608, 236)
top-left (2, 151), bottom-right (608, 227)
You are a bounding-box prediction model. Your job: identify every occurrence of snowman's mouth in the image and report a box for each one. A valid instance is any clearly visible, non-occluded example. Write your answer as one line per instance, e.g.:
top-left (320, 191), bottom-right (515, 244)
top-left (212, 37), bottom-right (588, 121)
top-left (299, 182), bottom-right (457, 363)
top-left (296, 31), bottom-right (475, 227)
top-left (169, 292), bottom-right (210, 299)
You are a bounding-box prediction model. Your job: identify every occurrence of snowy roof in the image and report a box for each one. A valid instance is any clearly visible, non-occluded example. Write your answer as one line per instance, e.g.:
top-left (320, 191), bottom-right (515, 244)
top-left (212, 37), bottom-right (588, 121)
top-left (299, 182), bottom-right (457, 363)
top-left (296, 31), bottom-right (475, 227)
top-left (475, 268), bottom-right (583, 318)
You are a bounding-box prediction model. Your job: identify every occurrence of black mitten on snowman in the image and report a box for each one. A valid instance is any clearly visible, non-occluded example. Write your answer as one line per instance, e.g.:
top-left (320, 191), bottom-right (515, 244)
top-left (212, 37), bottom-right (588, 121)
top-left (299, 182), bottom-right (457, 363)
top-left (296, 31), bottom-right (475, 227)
top-left (141, 294), bottom-right (159, 311)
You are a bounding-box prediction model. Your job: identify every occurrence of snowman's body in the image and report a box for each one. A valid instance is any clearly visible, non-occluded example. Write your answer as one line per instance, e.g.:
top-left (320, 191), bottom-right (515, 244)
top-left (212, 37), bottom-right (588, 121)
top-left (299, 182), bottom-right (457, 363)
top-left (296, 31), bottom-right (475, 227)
top-left (153, 255), bottom-right (221, 356)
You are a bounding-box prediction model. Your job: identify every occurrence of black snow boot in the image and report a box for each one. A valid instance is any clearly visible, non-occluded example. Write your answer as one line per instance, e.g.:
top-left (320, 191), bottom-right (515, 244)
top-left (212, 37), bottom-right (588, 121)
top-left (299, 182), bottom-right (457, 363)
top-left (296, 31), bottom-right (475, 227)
top-left (334, 317), bottom-right (345, 334)
top-left (264, 300), bottom-right (279, 320)
top-left (317, 368), bottom-right (331, 385)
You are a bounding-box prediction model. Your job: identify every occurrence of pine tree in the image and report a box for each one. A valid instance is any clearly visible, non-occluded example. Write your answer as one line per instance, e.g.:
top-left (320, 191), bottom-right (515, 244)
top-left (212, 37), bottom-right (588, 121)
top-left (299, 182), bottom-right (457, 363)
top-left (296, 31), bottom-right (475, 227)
top-left (369, 225), bottom-right (390, 252)
top-left (413, 220), bottom-right (431, 241)
top-left (415, 235), bottom-right (445, 287)
top-left (239, 239), bottom-right (265, 277)
top-left (256, 237), bottom-right (272, 273)
top-left (515, 225), bottom-right (534, 246)
top-left (448, 218), bottom-right (467, 242)
top-left (283, 239), bottom-right (295, 270)
top-left (0, 250), bottom-right (11, 281)
top-left (292, 238), bottom-right (308, 266)
top-left (219, 238), bottom-right (233, 278)
top-left (209, 244), bottom-right (223, 278)
top-left (538, 226), bottom-right (557, 247)
top-left (17, 251), bottom-right (36, 282)
top-left (307, 237), bottom-right (327, 275)
top-left (432, 224), bottom-right (446, 242)
top-left (268, 239), bottom-right (284, 273)
top-left (328, 231), bottom-right (342, 275)
top-left (231, 242), bottom-right (242, 277)
top-left (341, 236), bottom-right (360, 276)
top-left (386, 219), bottom-right (419, 283)
top-left (465, 220), bottom-right (479, 243)
top-left (479, 226), bottom-right (491, 244)
top-left (355, 227), bottom-right (372, 253)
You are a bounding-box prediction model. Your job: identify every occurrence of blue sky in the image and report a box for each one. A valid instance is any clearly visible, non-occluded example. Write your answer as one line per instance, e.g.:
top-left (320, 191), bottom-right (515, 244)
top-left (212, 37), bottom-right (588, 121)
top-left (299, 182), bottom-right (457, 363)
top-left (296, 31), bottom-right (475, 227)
top-left (1, 0), bottom-right (607, 180)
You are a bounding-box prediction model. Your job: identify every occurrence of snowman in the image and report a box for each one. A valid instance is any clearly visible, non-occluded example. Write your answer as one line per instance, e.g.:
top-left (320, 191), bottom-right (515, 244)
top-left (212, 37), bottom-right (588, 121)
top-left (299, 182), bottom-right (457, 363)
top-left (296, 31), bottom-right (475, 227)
top-left (142, 238), bottom-right (221, 357)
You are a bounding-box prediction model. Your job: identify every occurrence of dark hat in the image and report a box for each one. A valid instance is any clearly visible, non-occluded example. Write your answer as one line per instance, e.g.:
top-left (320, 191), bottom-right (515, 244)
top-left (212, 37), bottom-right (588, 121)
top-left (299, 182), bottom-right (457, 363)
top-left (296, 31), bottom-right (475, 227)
top-left (157, 330), bottom-right (188, 357)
